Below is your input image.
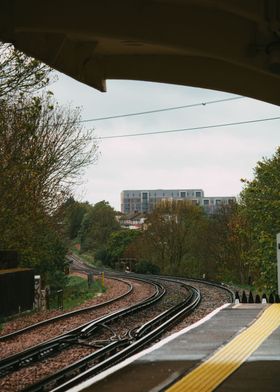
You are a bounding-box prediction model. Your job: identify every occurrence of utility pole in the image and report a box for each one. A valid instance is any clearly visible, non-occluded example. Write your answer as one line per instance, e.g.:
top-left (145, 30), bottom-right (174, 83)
top-left (277, 233), bottom-right (280, 295)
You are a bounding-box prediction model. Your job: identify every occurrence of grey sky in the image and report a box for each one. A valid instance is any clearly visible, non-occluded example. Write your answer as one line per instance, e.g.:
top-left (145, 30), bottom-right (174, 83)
top-left (51, 73), bottom-right (280, 211)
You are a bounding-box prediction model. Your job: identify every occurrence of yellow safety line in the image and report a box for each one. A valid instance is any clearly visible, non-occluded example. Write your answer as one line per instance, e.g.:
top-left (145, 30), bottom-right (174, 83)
top-left (167, 304), bottom-right (280, 392)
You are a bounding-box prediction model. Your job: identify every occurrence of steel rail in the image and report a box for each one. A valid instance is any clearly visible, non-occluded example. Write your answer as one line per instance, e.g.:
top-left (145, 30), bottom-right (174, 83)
top-left (9, 258), bottom-right (225, 391)
top-left (0, 277), bottom-right (164, 377)
top-left (0, 277), bottom-right (133, 342)
top-left (158, 275), bottom-right (235, 302)
top-left (40, 286), bottom-right (201, 392)
top-left (119, 271), bottom-right (235, 303)
top-left (24, 281), bottom-right (200, 392)
top-left (134, 283), bottom-right (199, 339)
top-left (70, 255), bottom-right (235, 302)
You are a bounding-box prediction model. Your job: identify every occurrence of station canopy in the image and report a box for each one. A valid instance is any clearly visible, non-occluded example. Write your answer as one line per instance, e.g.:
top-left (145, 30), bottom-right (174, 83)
top-left (0, 0), bottom-right (280, 105)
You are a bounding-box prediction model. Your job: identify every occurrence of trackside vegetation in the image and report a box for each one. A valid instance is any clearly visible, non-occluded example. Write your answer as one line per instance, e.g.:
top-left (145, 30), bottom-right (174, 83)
top-left (66, 148), bottom-right (280, 292)
top-left (49, 275), bottom-right (106, 311)
top-left (0, 42), bottom-right (98, 290)
top-left (1, 42), bottom-right (279, 294)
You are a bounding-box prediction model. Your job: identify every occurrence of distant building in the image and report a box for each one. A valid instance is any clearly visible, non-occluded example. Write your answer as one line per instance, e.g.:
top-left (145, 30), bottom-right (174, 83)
top-left (121, 189), bottom-right (235, 214)
top-left (118, 212), bottom-right (147, 230)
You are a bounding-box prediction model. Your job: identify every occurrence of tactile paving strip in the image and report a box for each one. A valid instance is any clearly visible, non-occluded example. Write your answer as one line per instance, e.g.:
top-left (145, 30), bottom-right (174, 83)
top-left (167, 304), bottom-right (280, 392)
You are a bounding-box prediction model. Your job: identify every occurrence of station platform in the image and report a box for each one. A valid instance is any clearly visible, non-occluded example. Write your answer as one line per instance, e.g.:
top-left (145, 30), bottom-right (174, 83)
top-left (71, 303), bottom-right (280, 392)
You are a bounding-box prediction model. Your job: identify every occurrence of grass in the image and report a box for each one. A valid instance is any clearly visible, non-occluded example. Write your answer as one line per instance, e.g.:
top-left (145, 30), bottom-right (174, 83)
top-left (0, 274), bottom-right (106, 329)
top-left (49, 275), bottom-right (106, 311)
top-left (70, 247), bottom-right (109, 270)
top-left (69, 246), bottom-right (96, 266)
top-left (76, 251), bottom-right (95, 266)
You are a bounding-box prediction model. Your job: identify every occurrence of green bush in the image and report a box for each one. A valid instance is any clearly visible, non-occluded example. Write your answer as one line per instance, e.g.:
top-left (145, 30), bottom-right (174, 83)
top-left (134, 260), bottom-right (160, 275)
top-left (95, 247), bottom-right (113, 267)
top-left (49, 275), bottom-right (105, 310)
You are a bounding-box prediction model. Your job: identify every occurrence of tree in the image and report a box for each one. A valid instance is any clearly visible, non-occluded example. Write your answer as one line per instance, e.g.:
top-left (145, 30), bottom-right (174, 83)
top-left (62, 197), bottom-right (91, 240)
top-left (0, 95), bottom-right (98, 215)
top-left (79, 201), bottom-right (120, 252)
top-left (206, 204), bottom-right (253, 283)
top-left (0, 94), bottom-right (98, 285)
top-left (94, 229), bottom-right (140, 268)
top-left (239, 147), bottom-right (280, 291)
top-left (133, 200), bottom-right (209, 275)
top-left (134, 260), bottom-right (160, 274)
top-left (21, 220), bottom-right (68, 289)
top-left (107, 229), bottom-right (140, 262)
top-left (0, 42), bottom-right (51, 98)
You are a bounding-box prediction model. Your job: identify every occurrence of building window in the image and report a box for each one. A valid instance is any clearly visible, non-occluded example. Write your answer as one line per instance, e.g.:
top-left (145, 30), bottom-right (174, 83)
top-left (192, 199), bottom-right (198, 205)
top-left (216, 200), bottom-right (221, 205)
top-left (196, 191), bottom-right (201, 198)
top-left (180, 192), bottom-right (186, 198)
top-left (203, 199), bottom-right (209, 205)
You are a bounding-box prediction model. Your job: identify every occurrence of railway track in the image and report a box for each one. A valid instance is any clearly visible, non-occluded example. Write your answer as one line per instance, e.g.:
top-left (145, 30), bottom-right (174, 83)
top-left (25, 280), bottom-right (200, 392)
top-left (0, 272), bottom-right (169, 391)
top-left (0, 277), bottom-right (162, 376)
top-left (70, 254), bottom-right (234, 303)
top-left (0, 276), bottom-right (133, 343)
top-left (0, 257), bottom-right (233, 391)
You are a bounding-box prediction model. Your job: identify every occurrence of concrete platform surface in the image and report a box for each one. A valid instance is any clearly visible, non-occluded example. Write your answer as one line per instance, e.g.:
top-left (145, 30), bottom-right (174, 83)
top-left (70, 303), bottom-right (280, 392)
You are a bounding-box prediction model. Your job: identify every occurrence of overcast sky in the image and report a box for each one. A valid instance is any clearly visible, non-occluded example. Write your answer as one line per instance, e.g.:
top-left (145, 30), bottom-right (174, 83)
top-left (51, 73), bottom-right (280, 211)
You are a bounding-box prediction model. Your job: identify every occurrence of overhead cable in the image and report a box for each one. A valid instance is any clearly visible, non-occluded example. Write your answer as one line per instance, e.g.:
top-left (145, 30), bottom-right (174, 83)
top-left (80, 96), bottom-right (244, 123)
top-left (97, 115), bottom-right (280, 140)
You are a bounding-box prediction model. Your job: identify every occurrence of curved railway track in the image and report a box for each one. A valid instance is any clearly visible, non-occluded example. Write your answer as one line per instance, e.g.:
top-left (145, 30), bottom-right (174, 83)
top-left (0, 257), bottom-right (233, 392)
top-left (0, 277), bottom-right (161, 375)
top-left (0, 273), bottom-right (168, 391)
top-left (0, 277), bottom-right (133, 342)
top-left (24, 280), bottom-right (200, 392)
top-left (70, 254), bottom-right (234, 303)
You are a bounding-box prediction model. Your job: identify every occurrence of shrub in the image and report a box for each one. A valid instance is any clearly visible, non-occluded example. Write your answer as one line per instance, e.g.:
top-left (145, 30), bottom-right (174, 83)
top-left (134, 260), bottom-right (160, 275)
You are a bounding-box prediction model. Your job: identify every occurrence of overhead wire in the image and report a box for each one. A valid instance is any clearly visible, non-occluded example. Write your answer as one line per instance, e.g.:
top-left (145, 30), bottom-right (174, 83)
top-left (79, 96), bottom-right (244, 123)
top-left (97, 115), bottom-right (280, 140)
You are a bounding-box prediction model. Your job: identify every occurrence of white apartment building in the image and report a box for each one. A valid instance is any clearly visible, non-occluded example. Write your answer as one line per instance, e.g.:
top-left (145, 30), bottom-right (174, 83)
top-left (121, 189), bottom-right (236, 214)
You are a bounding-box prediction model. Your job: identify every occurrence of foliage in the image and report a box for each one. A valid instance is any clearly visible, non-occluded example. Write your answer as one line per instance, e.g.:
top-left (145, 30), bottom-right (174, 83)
top-left (95, 247), bottom-right (113, 267)
top-left (0, 95), bottom-right (98, 215)
top-left (0, 95), bottom-right (98, 286)
top-left (239, 147), bottom-right (280, 291)
top-left (130, 200), bottom-right (209, 275)
top-left (79, 201), bottom-right (120, 252)
top-left (49, 275), bottom-right (105, 310)
top-left (93, 229), bottom-right (141, 268)
top-left (107, 230), bottom-right (140, 262)
top-left (134, 260), bottom-right (160, 275)
top-left (62, 197), bottom-right (91, 240)
top-left (0, 42), bottom-right (51, 98)
top-left (20, 220), bottom-right (68, 289)
top-left (67, 147), bottom-right (279, 291)
top-left (123, 200), bottom-right (254, 283)
top-left (205, 204), bottom-right (254, 283)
